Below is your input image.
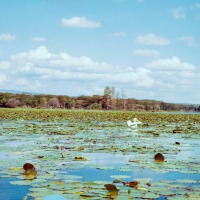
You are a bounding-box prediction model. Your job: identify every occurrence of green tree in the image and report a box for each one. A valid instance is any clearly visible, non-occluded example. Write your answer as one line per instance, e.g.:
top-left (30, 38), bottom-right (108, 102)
top-left (102, 86), bottom-right (114, 110)
top-left (39, 96), bottom-right (48, 108)
top-left (104, 86), bottom-right (112, 96)
top-left (65, 98), bottom-right (76, 109)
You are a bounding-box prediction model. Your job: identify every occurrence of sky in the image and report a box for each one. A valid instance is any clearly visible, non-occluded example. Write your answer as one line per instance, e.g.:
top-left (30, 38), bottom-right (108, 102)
top-left (0, 0), bottom-right (200, 104)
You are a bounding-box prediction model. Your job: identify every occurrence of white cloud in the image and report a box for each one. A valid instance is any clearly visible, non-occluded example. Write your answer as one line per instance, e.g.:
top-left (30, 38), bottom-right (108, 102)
top-left (0, 74), bottom-right (7, 84)
top-left (32, 37), bottom-right (46, 42)
top-left (4, 46), bottom-right (154, 91)
top-left (172, 7), bottom-right (185, 19)
top-left (2, 46), bottom-right (199, 103)
top-left (133, 49), bottom-right (160, 57)
top-left (0, 61), bottom-right (10, 70)
top-left (11, 46), bottom-right (116, 74)
top-left (10, 46), bottom-right (51, 62)
top-left (143, 57), bottom-right (199, 99)
top-left (135, 33), bottom-right (170, 46)
top-left (145, 57), bottom-right (196, 71)
top-left (177, 36), bottom-right (197, 46)
top-left (61, 17), bottom-right (101, 28)
top-left (0, 33), bottom-right (16, 41)
top-left (14, 79), bottom-right (41, 90)
top-left (15, 79), bottom-right (30, 86)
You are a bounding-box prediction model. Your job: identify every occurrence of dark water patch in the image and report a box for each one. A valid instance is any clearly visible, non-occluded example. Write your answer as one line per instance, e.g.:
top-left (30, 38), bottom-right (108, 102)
top-left (0, 177), bottom-right (33, 200)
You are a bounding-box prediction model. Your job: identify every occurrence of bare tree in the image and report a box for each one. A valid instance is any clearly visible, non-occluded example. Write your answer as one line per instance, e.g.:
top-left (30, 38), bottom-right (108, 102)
top-left (111, 86), bottom-right (115, 98)
top-left (121, 87), bottom-right (126, 109)
top-left (6, 98), bottom-right (21, 108)
top-left (47, 98), bottom-right (60, 109)
top-left (102, 94), bottom-right (112, 110)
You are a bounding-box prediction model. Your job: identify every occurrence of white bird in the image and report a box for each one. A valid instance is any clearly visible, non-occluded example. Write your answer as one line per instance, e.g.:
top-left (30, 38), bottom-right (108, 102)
top-left (127, 118), bottom-right (142, 129)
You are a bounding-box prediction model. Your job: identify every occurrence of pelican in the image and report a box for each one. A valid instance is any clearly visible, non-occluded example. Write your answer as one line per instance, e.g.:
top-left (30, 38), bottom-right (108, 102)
top-left (127, 118), bottom-right (142, 129)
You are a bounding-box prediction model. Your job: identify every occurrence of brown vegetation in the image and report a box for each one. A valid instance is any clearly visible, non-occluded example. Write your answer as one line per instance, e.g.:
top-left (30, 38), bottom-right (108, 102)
top-left (0, 86), bottom-right (198, 111)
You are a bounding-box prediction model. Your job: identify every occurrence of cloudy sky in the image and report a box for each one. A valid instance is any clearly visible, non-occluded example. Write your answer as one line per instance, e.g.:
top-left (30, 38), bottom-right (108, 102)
top-left (0, 0), bottom-right (200, 104)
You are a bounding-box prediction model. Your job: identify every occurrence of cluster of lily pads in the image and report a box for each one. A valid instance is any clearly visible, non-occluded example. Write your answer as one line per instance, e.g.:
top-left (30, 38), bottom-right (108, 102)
top-left (0, 108), bottom-right (199, 199)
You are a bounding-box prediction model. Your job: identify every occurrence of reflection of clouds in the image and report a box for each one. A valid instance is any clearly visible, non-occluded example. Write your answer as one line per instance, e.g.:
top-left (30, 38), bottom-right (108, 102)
top-left (1, 45), bottom-right (200, 103)
top-left (81, 153), bottom-right (134, 166)
top-left (175, 147), bottom-right (199, 160)
top-left (156, 137), bottom-right (200, 160)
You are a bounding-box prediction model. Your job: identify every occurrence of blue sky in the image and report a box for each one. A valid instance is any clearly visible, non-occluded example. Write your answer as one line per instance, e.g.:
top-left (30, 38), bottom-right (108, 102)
top-left (0, 0), bottom-right (200, 104)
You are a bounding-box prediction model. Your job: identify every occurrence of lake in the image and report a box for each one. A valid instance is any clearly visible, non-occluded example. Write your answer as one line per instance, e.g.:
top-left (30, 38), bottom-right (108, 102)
top-left (0, 110), bottom-right (200, 199)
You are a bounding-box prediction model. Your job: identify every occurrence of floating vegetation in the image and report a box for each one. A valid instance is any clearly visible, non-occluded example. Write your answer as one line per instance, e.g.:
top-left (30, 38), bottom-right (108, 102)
top-left (104, 184), bottom-right (119, 191)
top-left (0, 109), bottom-right (199, 199)
top-left (154, 153), bottom-right (165, 162)
top-left (123, 180), bottom-right (140, 188)
top-left (74, 156), bottom-right (87, 161)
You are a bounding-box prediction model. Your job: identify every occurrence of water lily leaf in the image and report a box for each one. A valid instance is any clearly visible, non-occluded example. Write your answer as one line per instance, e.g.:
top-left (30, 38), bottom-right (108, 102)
top-left (23, 170), bottom-right (37, 180)
top-left (123, 181), bottom-right (140, 188)
top-left (80, 193), bottom-right (97, 197)
top-left (48, 180), bottom-right (65, 185)
top-left (154, 153), bottom-right (165, 162)
top-left (143, 193), bottom-right (160, 199)
top-left (110, 175), bottom-right (131, 179)
top-left (104, 184), bottom-right (119, 191)
top-left (9, 167), bottom-right (23, 171)
top-left (74, 156), bottom-right (87, 161)
top-left (96, 166), bottom-right (114, 170)
top-left (63, 175), bottom-right (83, 180)
top-left (158, 190), bottom-right (176, 196)
top-left (1, 112), bottom-right (200, 200)
top-left (176, 179), bottom-right (197, 184)
top-left (42, 194), bottom-right (67, 200)
top-left (113, 179), bottom-right (122, 183)
top-left (29, 187), bottom-right (52, 193)
top-left (10, 180), bottom-right (32, 185)
top-left (129, 189), bottom-right (146, 198)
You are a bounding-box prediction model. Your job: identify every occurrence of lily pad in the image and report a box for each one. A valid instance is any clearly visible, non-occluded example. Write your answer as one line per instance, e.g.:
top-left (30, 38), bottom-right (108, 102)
top-left (104, 184), bottom-right (119, 191)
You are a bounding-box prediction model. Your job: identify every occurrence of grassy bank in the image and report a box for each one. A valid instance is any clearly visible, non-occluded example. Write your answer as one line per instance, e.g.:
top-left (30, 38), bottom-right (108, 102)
top-left (0, 108), bottom-right (200, 124)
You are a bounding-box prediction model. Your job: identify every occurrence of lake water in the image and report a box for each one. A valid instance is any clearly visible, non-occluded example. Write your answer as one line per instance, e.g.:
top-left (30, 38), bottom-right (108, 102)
top-left (0, 119), bottom-right (199, 199)
top-left (0, 177), bottom-right (32, 200)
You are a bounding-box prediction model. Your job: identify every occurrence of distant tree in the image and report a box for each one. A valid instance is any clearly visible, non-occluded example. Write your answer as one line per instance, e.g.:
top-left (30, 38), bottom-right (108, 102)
top-left (115, 90), bottom-right (121, 110)
top-left (90, 95), bottom-right (102, 104)
top-left (18, 94), bottom-right (35, 107)
top-left (102, 94), bottom-right (112, 110)
top-left (195, 106), bottom-right (200, 112)
top-left (0, 96), bottom-right (8, 107)
top-left (57, 95), bottom-right (68, 108)
top-left (31, 96), bottom-right (40, 108)
top-left (126, 98), bottom-right (135, 110)
top-left (121, 87), bottom-right (127, 109)
top-left (39, 96), bottom-right (48, 108)
top-left (5, 98), bottom-right (21, 108)
top-left (47, 98), bottom-right (60, 109)
top-left (104, 86), bottom-right (112, 96)
top-left (89, 102), bottom-right (102, 110)
top-left (111, 86), bottom-right (115, 98)
top-left (102, 86), bottom-right (113, 110)
top-left (65, 98), bottom-right (76, 109)
top-left (134, 104), bottom-right (145, 111)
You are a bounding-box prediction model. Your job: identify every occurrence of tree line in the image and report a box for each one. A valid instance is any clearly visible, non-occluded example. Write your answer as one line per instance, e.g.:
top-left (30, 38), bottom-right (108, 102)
top-left (0, 86), bottom-right (198, 112)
